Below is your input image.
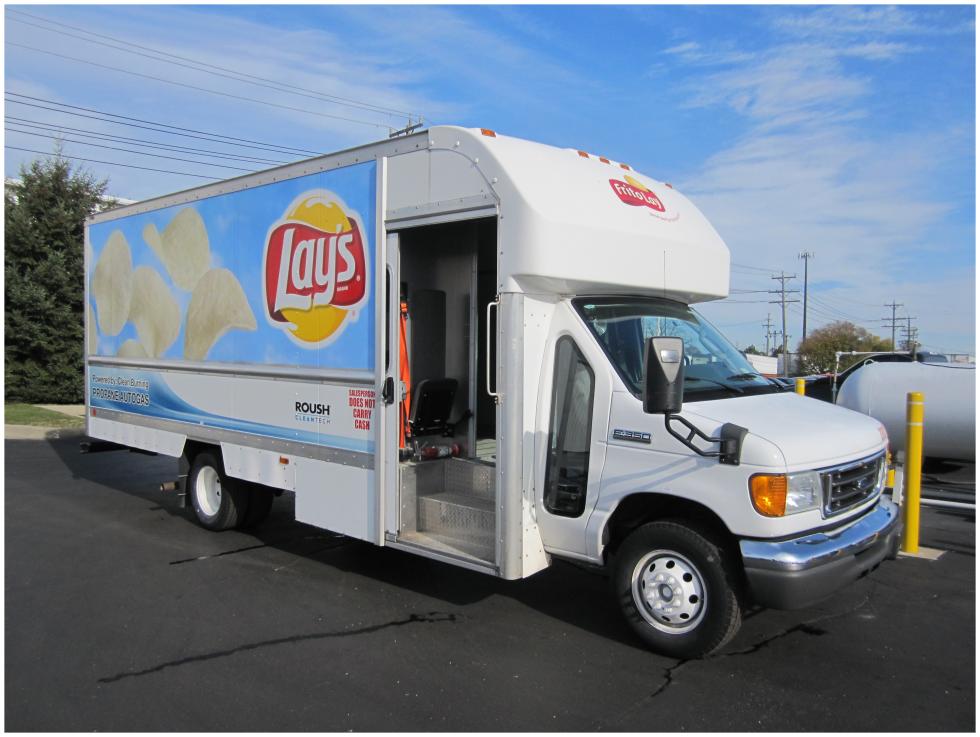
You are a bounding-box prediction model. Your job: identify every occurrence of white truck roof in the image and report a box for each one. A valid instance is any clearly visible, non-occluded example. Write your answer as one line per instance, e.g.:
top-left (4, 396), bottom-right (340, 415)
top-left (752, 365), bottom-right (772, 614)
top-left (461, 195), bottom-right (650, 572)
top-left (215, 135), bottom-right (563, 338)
top-left (426, 126), bottom-right (730, 303)
top-left (89, 125), bottom-right (731, 304)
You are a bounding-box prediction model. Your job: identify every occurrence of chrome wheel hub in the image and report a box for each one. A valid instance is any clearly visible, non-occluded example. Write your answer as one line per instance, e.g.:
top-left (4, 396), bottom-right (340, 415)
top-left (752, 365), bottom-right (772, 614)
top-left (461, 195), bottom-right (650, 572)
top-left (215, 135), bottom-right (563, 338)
top-left (631, 550), bottom-right (706, 634)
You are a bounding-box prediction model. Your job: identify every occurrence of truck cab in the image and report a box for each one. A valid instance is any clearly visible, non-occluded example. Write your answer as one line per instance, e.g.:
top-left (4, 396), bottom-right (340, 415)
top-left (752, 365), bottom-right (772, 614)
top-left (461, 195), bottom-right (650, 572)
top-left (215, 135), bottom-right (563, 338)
top-left (382, 127), bottom-right (900, 657)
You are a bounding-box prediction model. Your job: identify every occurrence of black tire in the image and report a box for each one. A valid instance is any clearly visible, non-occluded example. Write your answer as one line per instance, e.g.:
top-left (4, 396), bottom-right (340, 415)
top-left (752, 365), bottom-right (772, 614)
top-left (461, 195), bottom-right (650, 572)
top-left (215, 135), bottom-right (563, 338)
top-left (240, 483), bottom-right (274, 529)
top-left (612, 520), bottom-right (742, 658)
top-left (187, 451), bottom-right (248, 531)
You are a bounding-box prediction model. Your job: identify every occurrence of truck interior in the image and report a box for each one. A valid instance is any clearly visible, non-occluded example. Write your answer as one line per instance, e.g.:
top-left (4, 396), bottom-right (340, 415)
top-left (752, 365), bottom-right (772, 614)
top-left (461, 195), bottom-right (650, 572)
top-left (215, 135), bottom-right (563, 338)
top-left (391, 217), bottom-right (499, 564)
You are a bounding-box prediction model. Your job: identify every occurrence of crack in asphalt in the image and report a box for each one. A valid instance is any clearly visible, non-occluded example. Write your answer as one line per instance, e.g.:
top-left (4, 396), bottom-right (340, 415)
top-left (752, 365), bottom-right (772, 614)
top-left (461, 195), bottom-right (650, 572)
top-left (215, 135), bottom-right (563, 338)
top-left (169, 542), bottom-right (270, 565)
top-left (98, 612), bottom-right (457, 684)
top-left (716, 621), bottom-right (828, 657)
top-left (718, 592), bottom-right (872, 660)
top-left (648, 658), bottom-right (688, 699)
top-left (169, 534), bottom-right (349, 565)
top-left (596, 591), bottom-right (875, 731)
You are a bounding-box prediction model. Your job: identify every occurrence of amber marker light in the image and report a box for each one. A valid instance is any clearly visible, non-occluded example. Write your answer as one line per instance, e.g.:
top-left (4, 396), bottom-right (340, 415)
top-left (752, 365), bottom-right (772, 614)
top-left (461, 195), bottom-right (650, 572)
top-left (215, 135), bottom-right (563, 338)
top-left (480, 128), bottom-right (496, 137)
top-left (750, 474), bottom-right (788, 517)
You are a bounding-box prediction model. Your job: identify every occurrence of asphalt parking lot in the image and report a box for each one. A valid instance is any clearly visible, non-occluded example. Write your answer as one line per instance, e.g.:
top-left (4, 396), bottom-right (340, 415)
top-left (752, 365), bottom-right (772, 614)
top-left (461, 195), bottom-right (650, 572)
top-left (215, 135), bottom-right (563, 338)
top-left (5, 431), bottom-right (975, 731)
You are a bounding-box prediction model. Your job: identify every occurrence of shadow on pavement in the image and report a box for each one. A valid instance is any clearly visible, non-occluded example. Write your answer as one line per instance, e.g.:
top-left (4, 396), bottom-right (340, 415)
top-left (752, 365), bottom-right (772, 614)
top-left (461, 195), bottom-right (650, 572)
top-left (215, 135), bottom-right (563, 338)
top-left (31, 432), bottom-right (643, 651)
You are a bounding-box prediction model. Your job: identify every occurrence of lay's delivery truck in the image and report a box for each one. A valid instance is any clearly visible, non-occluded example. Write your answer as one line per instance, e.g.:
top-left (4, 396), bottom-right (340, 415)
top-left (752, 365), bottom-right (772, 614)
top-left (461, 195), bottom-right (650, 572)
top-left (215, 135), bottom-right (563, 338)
top-left (84, 127), bottom-right (901, 657)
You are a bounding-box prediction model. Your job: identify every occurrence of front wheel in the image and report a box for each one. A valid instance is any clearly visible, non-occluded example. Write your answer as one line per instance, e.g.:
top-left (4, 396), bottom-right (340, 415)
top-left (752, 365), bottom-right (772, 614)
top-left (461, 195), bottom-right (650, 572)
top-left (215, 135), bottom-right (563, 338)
top-left (613, 520), bottom-right (742, 658)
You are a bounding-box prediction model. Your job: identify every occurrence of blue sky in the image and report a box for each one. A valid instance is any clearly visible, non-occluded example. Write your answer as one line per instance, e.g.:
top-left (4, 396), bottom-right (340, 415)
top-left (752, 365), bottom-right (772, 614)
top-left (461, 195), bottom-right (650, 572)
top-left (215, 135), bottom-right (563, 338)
top-left (5, 4), bottom-right (976, 354)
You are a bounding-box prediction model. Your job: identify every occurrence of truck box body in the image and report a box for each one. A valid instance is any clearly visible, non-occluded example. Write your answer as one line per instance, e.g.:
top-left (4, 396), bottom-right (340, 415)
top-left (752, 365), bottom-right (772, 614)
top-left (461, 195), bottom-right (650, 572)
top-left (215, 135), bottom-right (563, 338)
top-left (85, 126), bottom-right (900, 657)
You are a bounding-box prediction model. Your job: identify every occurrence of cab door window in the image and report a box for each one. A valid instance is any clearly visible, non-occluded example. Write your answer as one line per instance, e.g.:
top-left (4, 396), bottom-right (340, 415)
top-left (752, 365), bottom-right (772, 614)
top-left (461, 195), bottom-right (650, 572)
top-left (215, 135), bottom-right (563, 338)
top-left (544, 337), bottom-right (595, 517)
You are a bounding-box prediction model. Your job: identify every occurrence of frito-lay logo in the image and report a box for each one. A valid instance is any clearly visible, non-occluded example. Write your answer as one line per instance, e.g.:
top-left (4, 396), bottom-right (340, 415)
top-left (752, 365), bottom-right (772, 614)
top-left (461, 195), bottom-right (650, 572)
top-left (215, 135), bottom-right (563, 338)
top-left (609, 174), bottom-right (666, 212)
top-left (263, 191), bottom-right (369, 346)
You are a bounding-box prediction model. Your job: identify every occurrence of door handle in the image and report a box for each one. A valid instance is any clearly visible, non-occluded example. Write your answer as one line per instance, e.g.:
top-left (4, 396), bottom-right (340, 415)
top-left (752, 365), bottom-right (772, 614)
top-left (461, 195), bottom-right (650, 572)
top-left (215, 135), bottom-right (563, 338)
top-left (381, 376), bottom-right (395, 405)
top-left (486, 299), bottom-right (499, 400)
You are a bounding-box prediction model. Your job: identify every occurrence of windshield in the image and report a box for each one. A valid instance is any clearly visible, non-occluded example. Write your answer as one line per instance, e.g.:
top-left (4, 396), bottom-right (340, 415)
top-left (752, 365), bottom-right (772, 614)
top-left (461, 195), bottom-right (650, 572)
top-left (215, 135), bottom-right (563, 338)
top-left (574, 297), bottom-right (781, 401)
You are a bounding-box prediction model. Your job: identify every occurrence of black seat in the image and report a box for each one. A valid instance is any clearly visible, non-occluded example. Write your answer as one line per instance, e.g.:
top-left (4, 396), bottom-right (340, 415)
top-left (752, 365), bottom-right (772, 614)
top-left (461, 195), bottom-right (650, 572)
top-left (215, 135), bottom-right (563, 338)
top-left (410, 378), bottom-right (458, 437)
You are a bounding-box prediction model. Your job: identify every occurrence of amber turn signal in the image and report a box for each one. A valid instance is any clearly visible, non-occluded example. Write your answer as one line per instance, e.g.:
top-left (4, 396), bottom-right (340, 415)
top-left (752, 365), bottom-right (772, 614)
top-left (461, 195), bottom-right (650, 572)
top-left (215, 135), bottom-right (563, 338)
top-left (750, 474), bottom-right (788, 517)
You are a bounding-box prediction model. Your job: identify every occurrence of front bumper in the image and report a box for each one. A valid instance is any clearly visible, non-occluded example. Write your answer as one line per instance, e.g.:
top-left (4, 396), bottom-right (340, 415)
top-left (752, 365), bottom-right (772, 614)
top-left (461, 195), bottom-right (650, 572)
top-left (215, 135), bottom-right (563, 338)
top-left (739, 497), bottom-right (901, 610)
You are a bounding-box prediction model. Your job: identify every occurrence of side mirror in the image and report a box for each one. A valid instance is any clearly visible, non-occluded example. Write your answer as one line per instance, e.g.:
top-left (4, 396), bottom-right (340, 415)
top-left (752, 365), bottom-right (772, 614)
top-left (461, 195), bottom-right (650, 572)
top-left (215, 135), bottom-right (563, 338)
top-left (643, 336), bottom-right (685, 414)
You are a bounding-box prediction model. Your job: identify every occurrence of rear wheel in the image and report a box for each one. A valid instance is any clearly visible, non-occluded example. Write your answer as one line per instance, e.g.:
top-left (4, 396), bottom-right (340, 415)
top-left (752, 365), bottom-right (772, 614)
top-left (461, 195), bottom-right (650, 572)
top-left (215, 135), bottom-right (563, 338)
top-left (613, 520), bottom-right (742, 658)
top-left (188, 451), bottom-right (247, 531)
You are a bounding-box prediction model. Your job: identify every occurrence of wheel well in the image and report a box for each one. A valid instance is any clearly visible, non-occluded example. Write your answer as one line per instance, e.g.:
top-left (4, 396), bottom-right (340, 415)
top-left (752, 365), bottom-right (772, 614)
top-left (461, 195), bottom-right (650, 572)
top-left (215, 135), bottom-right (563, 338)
top-left (603, 493), bottom-right (739, 563)
top-left (181, 440), bottom-right (218, 465)
top-left (179, 440), bottom-right (222, 485)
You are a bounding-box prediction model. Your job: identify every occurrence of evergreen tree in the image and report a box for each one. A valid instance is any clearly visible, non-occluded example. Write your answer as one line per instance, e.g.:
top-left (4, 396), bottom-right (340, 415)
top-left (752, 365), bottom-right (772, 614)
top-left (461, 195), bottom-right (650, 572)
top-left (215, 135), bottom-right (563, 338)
top-left (5, 152), bottom-right (112, 403)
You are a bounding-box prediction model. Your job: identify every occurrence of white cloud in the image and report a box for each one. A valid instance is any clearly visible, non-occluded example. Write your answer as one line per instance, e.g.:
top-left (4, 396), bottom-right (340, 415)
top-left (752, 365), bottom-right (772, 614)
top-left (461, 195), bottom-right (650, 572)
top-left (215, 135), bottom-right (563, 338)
top-left (773, 6), bottom-right (973, 39)
top-left (670, 8), bottom-right (974, 353)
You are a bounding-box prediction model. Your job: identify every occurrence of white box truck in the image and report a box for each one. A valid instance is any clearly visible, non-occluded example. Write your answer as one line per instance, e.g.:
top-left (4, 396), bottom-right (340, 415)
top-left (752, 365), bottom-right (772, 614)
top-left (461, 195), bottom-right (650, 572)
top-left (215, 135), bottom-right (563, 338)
top-left (84, 126), bottom-right (900, 657)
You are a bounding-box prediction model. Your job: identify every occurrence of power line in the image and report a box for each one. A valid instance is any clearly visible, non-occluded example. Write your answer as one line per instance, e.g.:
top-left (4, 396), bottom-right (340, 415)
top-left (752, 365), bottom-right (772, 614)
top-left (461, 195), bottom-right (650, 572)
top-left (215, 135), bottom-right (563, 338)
top-left (821, 292), bottom-right (881, 308)
top-left (6, 127), bottom-right (258, 172)
top-left (5, 145), bottom-right (222, 179)
top-left (792, 300), bottom-right (877, 325)
top-left (731, 262), bottom-right (775, 273)
top-left (6, 9), bottom-right (418, 121)
top-left (6, 93), bottom-right (321, 156)
top-left (8, 42), bottom-right (393, 130)
top-left (807, 294), bottom-right (876, 323)
top-left (6, 116), bottom-right (290, 165)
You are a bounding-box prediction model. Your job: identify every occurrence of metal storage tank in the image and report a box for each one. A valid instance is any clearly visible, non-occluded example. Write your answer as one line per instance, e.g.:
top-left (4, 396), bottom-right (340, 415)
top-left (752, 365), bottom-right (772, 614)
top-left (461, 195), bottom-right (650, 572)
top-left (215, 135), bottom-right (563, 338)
top-left (836, 362), bottom-right (975, 461)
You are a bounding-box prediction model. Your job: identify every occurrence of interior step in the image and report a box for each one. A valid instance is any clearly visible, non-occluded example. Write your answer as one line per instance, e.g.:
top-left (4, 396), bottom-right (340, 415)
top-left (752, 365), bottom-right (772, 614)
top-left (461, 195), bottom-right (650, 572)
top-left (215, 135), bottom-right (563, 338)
top-left (394, 530), bottom-right (496, 568)
top-left (417, 491), bottom-right (495, 561)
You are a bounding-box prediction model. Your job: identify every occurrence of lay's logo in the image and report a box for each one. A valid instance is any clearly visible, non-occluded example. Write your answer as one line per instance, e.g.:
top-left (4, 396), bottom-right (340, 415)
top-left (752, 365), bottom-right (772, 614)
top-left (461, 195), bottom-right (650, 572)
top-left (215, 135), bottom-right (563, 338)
top-left (609, 175), bottom-right (666, 212)
top-left (263, 191), bottom-right (369, 346)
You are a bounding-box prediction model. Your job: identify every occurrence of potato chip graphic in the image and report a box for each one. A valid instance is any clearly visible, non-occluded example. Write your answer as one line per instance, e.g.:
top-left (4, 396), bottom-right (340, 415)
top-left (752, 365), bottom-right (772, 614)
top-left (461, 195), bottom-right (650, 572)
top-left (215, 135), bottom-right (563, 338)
top-left (128, 266), bottom-right (181, 358)
top-left (184, 268), bottom-right (256, 361)
top-left (87, 305), bottom-right (98, 355)
top-left (92, 230), bottom-right (133, 336)
top-left (117, 339), bottom-right (148, 358)
top-left (143, 208), bottom-right (210, 291)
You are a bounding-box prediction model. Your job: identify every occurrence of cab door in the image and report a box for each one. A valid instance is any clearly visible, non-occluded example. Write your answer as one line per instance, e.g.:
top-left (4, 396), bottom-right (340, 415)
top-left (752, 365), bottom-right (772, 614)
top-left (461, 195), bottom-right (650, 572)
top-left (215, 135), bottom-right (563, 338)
top-left (533, 302), bottom-right (611, 556)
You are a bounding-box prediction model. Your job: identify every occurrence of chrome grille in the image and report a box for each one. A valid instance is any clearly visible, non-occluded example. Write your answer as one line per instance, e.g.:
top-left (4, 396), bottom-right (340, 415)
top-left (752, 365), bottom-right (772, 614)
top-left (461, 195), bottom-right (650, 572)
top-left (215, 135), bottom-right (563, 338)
top-left (821, 452), bottom-right (886, 516)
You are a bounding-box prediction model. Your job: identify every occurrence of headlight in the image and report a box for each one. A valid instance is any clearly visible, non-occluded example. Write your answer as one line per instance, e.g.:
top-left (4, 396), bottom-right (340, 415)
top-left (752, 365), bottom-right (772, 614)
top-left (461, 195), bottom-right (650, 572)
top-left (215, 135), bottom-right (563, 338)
top-left (750, 471), bottom-right (824, 517)
top-left (786, 471), bottom-right (824, 514)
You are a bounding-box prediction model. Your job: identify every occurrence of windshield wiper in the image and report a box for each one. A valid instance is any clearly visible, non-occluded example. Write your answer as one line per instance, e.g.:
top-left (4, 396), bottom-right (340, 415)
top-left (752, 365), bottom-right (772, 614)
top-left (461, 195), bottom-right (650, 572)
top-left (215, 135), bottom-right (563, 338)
top-left (725, 373), bottom-right (762, 381)
top-left (684, 376), bottom-right (744, 395)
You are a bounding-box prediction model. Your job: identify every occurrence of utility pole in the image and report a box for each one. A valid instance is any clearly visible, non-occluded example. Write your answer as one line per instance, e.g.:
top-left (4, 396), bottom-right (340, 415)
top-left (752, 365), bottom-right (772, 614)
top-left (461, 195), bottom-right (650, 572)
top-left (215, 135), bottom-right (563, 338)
top-left (763, 314), bottom-right (775, 355)
top-left (388, 117), bottom-right (424, 138)
top-left (882, 301), bottom-right (903, 351)
top-left (798, 251), bottom-right (814, 342)
top-left (901, 316), bottom-right (918, 355)
top-left (770, 272), bottom-right (800, 376)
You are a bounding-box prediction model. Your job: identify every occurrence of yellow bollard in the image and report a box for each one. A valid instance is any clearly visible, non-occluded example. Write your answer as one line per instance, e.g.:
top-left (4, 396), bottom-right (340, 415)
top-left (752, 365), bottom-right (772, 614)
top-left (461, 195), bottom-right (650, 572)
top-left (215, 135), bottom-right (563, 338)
top-left (900, 391), bottom-right (925, 554)
top-left (795, 377), bottom-right (805, 395)
top-left (886, 450), bottom-right (895, 489)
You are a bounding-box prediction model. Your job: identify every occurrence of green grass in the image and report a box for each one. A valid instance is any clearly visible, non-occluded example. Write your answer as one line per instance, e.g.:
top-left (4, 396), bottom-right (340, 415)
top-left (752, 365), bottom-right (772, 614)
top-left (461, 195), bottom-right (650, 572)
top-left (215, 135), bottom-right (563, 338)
top-left (5, 404), bottom-right (85, 429)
